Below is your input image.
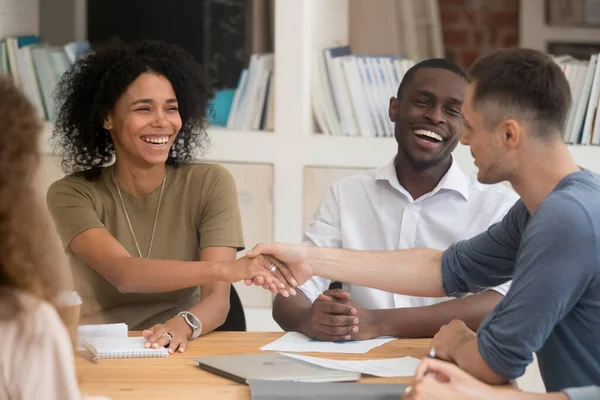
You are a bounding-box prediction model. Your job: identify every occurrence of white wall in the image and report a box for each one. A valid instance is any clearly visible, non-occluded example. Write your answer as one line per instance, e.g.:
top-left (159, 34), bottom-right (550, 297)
top-left (0, 0), bottom-right (39, 38)
top-left (303, 166), bottom-right (364, 229)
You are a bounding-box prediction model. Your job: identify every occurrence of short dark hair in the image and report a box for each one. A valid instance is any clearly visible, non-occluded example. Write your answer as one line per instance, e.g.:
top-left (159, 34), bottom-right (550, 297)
top-left (396, 58), bottom-right (466, 98)
top-left (468, 48), bottom-right (571, 138)
top-left (53, 38), bottom-right (212, 180)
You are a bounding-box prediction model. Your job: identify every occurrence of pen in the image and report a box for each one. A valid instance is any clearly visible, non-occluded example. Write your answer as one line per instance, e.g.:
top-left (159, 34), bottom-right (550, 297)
top-left (403, 347), bottom-right (437, 396)
top-left (427, 347), bottom-right (436, 359)
top-left (78, 349), bottom-right (98, 364)
top-left (425, 347), bottom-right (436, 377)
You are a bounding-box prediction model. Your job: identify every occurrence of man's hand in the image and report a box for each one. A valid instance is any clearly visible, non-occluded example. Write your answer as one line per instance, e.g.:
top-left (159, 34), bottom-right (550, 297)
top-left (246, 242), bottom-right (314, 286)
top-left (305, 290), bottom-right (358, 342)
top-left (405, 358), bottom-right (503, 400)
top-left (430, 320), bottom-right (476, 362)
top-left (305, 289), bottom-right (382, 342)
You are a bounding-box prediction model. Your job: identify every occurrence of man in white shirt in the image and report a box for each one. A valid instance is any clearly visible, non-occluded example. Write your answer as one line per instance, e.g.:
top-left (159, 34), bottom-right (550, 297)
top-left (272, 58), bottom-right (518, 341)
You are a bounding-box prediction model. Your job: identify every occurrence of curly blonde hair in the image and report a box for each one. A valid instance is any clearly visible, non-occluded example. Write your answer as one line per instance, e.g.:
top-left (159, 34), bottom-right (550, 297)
top-left (0, 76), bottom-right (72, 321)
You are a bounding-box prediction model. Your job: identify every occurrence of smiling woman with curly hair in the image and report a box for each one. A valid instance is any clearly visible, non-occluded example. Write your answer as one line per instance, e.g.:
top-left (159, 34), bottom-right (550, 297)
top-left (46, 39), bottom-right (294, 354)
top-left (53, 39), bottom-right (210, 179)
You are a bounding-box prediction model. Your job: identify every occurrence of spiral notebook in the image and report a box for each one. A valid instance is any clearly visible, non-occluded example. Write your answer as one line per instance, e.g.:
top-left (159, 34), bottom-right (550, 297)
top-left (82, 336), bottom-right (169, 359)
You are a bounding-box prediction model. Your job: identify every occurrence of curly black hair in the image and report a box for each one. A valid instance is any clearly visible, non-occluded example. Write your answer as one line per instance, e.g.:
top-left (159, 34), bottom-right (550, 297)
top-left (53, 38), bottom-right (213, 180)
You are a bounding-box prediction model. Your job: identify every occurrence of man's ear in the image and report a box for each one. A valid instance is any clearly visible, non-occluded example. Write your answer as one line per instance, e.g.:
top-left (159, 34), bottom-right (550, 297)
top-left (502, 119), bottom-right (521, 150)
top-left (103, 114), bottom-right (113, 131)
top-left (389, 97), bottom-right (399, 122)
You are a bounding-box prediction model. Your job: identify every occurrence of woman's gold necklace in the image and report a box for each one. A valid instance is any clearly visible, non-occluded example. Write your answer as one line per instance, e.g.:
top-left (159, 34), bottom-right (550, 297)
top-left (114, 171), bottom-right (166, 258)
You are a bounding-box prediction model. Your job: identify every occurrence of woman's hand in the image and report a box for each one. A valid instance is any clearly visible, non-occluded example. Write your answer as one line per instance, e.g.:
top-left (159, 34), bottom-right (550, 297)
top-left (404, 358), bottom-right (502, 400)
top-left (142, 315), bottom-right (192, 354)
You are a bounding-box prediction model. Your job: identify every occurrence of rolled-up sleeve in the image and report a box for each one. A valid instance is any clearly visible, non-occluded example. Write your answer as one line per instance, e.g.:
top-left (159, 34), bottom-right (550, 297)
top-left (297, 277), bottom-right (335, 304)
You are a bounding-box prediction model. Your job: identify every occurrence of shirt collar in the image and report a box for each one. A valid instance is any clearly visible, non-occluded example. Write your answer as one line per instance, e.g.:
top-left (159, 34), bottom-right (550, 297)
top-left (375, 156), bottom-right (470, 201)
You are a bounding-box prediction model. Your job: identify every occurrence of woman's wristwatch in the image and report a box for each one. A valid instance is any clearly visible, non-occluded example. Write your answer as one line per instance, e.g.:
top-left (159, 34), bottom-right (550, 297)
top-left (178, 311), bottom-right (202, 340)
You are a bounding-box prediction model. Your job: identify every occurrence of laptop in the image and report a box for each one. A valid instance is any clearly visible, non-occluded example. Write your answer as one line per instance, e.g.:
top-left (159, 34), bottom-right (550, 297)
top-left (248, 380), bottom-right (408, 399)
top-left (194, 353), bottom-right (361, 384)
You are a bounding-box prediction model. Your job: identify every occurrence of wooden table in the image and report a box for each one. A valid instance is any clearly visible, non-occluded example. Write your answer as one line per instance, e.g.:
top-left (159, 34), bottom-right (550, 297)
top-left (76, 332), bottom-right (431, 399)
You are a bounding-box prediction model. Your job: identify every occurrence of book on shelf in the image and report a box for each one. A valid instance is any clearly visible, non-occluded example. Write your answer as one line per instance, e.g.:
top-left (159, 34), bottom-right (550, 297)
top-left (312, 45), bottom-right (416, 138)
top-left (552, 53), bottom-right (600, 145)
top-left (0, 35), bottom-right (90, 121)
top-left (227, 53), bottom-right (275, 132)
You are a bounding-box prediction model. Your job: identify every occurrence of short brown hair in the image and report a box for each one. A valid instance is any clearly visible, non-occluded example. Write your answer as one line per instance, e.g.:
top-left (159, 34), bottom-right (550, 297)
top-left (468, 48), bottom-right (572, 138)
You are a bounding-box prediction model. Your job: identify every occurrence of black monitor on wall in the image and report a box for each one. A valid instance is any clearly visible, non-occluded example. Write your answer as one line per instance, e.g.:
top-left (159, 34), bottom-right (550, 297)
top-left (87, 0), bottom-right (250, 89)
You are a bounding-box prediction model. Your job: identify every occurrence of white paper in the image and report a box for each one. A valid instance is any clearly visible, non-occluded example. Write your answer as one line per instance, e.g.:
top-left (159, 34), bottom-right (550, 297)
top-left (260, 332), bottom-right (396, 354)
top-left (77, 323), bottom-right (128, 351)
top-left (281, 353), bottom-right (420, 378)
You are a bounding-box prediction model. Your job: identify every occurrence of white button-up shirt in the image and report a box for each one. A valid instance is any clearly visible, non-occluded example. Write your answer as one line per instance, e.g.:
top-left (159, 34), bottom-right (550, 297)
top-left (299, 157), bottom-right (519, 309)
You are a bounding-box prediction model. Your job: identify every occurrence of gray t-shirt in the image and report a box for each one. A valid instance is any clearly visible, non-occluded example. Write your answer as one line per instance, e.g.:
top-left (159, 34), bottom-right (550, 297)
top-left (442, 170), bottom-right (600, 392)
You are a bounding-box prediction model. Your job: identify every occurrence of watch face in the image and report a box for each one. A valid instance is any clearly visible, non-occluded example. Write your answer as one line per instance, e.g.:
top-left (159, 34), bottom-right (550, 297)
top-left (184, 313), bottom-right (200, 329)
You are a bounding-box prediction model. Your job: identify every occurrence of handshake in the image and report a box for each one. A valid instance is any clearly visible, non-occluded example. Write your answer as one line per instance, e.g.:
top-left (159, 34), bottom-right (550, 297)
top-left (232, 242), bottom-right (315, 298)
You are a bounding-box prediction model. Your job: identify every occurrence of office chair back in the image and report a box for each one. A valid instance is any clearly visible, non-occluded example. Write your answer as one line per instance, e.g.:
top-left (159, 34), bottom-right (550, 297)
top-left (215, 284), bottom-right (247, 332)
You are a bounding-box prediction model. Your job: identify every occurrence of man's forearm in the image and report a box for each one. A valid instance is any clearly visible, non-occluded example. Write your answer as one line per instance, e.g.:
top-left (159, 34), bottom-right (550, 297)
top-left (451, 337), bottom-right (508, 385)
top-left (311, 247), bottom-right (446, 297)
top-left (375, 291), bottom-right (503, 337)
top-left (272, 293), bottom-right (312, 333)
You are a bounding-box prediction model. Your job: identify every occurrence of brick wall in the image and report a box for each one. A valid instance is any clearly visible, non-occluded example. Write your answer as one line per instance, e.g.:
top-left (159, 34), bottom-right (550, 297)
top-left (439, 0), bottom-right (520, 69)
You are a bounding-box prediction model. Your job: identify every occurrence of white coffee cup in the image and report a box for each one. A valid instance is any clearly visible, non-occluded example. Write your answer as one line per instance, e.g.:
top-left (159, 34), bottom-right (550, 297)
top-left (55, 290), bottom-right (82, 347)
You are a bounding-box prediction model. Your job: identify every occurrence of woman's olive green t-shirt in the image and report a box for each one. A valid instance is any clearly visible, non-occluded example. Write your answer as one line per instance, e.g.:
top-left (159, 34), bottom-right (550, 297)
top-left (46, 163), bottom-right (244, 330)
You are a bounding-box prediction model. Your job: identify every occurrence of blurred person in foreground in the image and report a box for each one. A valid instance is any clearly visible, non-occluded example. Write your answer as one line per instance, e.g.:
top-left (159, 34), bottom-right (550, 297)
top-left (0, 76), bottom-right (109, 399)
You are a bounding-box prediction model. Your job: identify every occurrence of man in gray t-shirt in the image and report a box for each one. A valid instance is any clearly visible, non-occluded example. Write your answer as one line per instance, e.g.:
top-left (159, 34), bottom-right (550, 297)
top-left (246, 48), bottom-right (600, 393)
top-left (443, 170), bottom-right (600, 391)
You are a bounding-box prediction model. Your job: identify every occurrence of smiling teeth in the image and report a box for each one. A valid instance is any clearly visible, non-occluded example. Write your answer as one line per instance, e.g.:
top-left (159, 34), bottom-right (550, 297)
top-left (414, 129), bottom-right (443, 142)
top-left (143, 136), bottom-right (169, 144)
